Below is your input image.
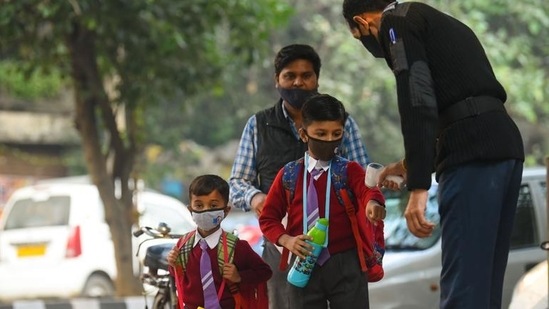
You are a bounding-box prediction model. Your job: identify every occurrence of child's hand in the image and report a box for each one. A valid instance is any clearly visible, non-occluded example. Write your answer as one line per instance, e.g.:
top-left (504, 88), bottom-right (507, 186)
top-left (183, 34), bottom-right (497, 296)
top-left (167, 246), bottom-right (179, 267)
top-left (279, 234), bottom-right (313, 260)
top-left (366, 200), bottom-right (386, 223)
top-left (222, 263), bottom-right (242, 283)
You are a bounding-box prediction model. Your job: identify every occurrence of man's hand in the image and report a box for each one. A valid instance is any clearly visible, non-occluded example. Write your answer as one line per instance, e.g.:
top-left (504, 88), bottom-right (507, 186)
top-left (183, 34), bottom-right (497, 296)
top-left (404, 189), bottom-right (435, 238)
top-left (366, 200), bottom-right (386, 223)
top-left (222, 263), bottom-right (242, 283)
top-left (378, 160), bottom-right (407, 191)
top-left (278, 234), bottom-right (313, 260)
top-left (251, 192), bottom-right (266, 217)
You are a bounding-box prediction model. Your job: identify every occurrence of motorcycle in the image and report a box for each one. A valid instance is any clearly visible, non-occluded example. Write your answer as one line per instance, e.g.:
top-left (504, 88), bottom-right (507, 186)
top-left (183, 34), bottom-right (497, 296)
top-left (133, 222), bottom-right (183, 309)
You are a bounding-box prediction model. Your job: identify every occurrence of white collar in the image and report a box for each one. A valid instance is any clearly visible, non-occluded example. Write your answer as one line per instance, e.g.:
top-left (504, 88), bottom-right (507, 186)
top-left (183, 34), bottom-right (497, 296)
top-left (306, 153), bottom-right (330, 174)
top-left (193, 227), bottom-right (223, 249)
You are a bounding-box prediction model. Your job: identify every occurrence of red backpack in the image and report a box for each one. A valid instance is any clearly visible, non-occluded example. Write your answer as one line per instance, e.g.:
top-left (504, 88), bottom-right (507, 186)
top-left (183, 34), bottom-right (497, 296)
top-left (171, 230), bottom-right (269, 309)
top-left (281, 156), bottom-right (385, 282)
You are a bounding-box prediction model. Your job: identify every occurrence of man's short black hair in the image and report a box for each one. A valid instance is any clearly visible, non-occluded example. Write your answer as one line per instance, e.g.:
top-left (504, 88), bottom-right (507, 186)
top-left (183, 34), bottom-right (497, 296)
top-left (301, 94), bottom-right (347, 127)
top-left (274, 44), bottom-right (321, 78)
top-left (342, 0), bottom-right (393, 28)
top-left (188, 174), bottom-right (229, 205)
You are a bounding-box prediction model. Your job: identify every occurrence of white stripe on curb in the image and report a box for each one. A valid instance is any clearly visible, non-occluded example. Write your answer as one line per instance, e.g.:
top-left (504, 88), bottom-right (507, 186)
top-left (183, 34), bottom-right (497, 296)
top-left (0, 296), bottom-right (152, 309)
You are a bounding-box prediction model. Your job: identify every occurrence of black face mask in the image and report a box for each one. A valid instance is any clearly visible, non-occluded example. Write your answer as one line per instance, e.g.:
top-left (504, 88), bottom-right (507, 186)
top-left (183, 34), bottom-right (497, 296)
top-left (307, 135), bottom-right (342, 161)
top-left (359, 34), bottom-right (384, 58)
top-left (278, 88), bottom-right (318, 109)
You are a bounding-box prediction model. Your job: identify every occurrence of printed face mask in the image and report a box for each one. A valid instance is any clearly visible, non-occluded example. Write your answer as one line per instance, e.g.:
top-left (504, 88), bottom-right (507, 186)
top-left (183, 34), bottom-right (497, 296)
top-left (192, 208), bottom-right (225, 231)
top-left (359, 34), bottom-right (384, 58)
top-left (278, 88), bottom-right (318, 109)
top-left (307, 135), bottom-right (342, 161)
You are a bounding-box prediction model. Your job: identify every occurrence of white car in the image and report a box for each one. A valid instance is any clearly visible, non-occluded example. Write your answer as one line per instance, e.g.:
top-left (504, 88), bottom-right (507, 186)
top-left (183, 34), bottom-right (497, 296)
top-left (508, 240), bottom-right (549, 309)
top-left (508, 259), bottom-right (548, 309)
top-left (370, 167), bottom-right (547, 309)
top-left (0, 179), bottom-right (195, 302)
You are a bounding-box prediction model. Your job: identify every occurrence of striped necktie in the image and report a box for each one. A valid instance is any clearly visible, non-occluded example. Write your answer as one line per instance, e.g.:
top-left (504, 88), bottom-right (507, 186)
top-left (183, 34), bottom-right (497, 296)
top-left (307, 168), bottom-right (331, 265)
top-left (199, 239), bottom-right (220, 309)
top-left (307, 168), bottom-right (322, 230)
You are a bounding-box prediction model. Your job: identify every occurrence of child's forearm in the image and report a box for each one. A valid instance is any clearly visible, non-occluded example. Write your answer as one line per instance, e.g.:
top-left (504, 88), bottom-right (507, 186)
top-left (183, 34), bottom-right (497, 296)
top-left (277, 234), bottom-right (291, 247)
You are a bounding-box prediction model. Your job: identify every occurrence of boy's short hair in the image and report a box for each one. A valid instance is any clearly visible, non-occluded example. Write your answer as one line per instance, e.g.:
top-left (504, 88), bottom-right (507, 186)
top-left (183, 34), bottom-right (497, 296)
top-left (274, 44), bottom-right (321, 78)
top-left (301, 94), bottom-right (347, 127)
top-left (188, 174), bottom-right (229, 204)
top-left (342, 0), bottom-right (393, 28)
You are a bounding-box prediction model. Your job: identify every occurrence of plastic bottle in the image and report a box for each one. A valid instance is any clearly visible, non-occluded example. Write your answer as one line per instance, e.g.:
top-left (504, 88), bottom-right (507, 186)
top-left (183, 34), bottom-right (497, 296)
top-left (287, 218), bottom-right (329, 288)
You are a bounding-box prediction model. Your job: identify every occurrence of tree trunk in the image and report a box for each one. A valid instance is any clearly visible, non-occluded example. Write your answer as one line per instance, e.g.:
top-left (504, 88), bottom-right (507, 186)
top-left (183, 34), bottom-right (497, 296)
top-left (66, 21), bottom-right (142, 297)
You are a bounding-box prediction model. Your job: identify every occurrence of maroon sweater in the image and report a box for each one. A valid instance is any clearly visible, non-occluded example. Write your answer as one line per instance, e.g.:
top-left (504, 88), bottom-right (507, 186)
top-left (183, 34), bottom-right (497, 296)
top-left (179, 237), bottom-right (272, 309)
top-left (259, 160), bottom-right (385, 255)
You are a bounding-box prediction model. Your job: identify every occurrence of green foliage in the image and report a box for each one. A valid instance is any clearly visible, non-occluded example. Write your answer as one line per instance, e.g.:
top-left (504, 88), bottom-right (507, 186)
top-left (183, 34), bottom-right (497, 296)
top-left (431, 0), bottom-right (549, 164)
top-left (266, 0), bottom-right (406, 163)
top-left (0, 0), bottom-right (293, 295)
top-left (1, 0), bottom-right (546, 186)
top-left (280, 0), bottom-right (549, 165)
top-left (0, 61), bottom-right (64, 100)
top-left (159, 0), bottom-right (549, 165)
top-left (0, 0), bottom-right (293, 159)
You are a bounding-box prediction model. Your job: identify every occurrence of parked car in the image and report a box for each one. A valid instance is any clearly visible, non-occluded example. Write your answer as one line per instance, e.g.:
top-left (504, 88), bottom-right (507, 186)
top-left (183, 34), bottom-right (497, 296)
top-left (370, 167), bottom-right (547, 309)
top-left (508, 241), bottom-right (549, 309)
top-left (0, 179), bottom-right (195, 303)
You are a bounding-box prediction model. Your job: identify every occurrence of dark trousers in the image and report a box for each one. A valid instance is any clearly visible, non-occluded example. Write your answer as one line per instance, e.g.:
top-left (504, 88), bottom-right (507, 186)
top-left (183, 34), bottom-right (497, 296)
top-left (288, 249), bottom-right (369, 309)
top-left (263, 237), bottom-right (291, 309)
top-left (438, 159), bottom-right (523, 309)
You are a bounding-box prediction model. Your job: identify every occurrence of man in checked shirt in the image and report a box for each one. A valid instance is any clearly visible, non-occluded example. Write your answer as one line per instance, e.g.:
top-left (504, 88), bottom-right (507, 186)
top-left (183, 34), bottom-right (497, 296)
top-left (228, 43), bottom-right (371, 309)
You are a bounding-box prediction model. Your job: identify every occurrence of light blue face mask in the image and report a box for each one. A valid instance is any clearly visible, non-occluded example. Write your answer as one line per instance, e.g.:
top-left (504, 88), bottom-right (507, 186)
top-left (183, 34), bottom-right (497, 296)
top-left (192, 208), bottom-right (225, 231)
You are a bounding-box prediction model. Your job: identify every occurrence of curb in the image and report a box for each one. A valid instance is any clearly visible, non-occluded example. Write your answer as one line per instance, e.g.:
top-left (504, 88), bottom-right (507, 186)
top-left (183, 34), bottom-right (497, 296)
top-left (0, 297), bottom-right (151, 309)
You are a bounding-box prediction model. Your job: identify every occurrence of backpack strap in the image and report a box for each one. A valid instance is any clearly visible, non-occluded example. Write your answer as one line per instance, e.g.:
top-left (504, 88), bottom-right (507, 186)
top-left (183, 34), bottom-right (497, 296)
top-left (217, 231), bottom-right (232, 301)
top-left (217, 231), bottom-right (237, 269)
top-left (279, 158), bottom-right (304, 271)
top-left (219, 231), bottom-right (244, 308)
top-left (178, 231), bottom-right (197, 272)
top-left (172, 230), bottom-right (196, 309)
top-left (282, 158), bottom-right (303, 202)
top-left (330, 156), bottom-right (356, 205)
top-left (340, 189), bottom-right (368, 273)
top-left (331, 158), bottom-right (368, 272)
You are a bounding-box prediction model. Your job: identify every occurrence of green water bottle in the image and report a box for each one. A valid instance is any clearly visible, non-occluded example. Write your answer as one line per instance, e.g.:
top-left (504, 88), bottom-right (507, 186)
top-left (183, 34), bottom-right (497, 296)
top-left (287, 218), bottom-right (329, 287)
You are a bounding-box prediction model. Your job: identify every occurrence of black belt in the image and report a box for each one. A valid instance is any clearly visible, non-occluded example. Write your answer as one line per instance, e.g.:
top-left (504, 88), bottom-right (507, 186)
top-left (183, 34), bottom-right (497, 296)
top-left (438, 96), bottom-right (506, 130)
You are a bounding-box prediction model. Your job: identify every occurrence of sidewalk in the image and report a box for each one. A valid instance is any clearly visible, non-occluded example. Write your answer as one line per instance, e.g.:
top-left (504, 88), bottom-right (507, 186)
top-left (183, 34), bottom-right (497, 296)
top-left (0, 296), bottom-right (151, 309)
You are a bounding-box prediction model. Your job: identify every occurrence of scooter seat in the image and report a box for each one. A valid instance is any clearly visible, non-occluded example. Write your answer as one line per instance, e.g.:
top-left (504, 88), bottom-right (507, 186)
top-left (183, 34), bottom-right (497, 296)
top-left (144, 242), bottom-right (173, 273)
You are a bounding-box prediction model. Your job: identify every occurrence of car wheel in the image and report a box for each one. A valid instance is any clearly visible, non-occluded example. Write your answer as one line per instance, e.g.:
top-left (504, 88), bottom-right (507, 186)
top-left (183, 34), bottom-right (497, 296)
top-left (82, 274), bottom-right (115, 298)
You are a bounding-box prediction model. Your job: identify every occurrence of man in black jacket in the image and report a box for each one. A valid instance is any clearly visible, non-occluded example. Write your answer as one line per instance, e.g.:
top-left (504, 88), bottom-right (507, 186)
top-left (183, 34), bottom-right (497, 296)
top-left (342, 1), bottom-right (524, 308)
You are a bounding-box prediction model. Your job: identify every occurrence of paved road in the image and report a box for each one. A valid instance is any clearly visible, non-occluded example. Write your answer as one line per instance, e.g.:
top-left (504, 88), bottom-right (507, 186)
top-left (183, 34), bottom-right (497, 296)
top-left (0, 296), bottom-right (153, 309)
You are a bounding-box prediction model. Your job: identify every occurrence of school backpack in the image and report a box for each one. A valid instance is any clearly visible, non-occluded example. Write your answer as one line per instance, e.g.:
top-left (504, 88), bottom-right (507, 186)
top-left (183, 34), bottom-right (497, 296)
top-left (171, 230), bottom-right (269, 309)
top-left (282, 155), bottom-right (385, 282)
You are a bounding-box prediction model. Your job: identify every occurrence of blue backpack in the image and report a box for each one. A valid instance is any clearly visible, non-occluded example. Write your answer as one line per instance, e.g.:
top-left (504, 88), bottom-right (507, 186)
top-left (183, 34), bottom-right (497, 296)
top-left (281, 156), bottom-right (385, 282)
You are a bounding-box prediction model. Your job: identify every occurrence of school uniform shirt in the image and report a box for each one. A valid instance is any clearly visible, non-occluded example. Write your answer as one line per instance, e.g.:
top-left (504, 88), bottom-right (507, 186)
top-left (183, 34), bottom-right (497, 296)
top-left (181, 228), bottom-right (272, 309)
top-left (259, 157), bottom-right (385, 256)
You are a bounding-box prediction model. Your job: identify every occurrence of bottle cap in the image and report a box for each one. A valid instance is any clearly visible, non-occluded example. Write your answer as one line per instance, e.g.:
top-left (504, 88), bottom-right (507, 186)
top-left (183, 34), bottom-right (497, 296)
top-left (316, 218), bottom-right (329, 230)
